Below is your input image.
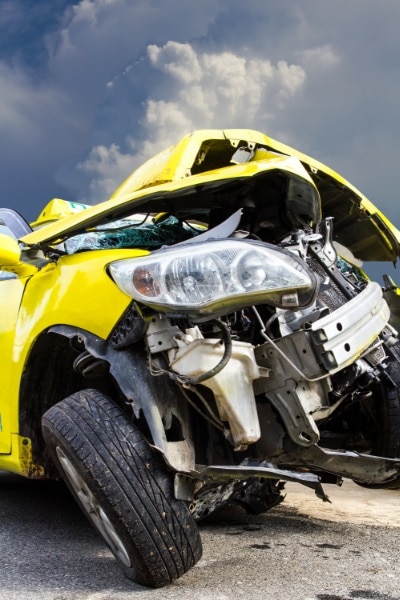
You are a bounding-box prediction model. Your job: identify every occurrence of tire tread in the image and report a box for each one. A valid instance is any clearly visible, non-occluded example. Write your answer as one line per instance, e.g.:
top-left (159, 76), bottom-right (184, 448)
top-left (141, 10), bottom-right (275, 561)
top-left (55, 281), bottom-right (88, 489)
top-left (42, 389), bottom-right (202, 587)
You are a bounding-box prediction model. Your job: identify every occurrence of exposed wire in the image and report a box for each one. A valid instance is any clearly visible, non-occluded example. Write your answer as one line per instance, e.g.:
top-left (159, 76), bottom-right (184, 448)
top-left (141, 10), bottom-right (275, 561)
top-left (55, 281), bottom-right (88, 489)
top-left (186, 319), bottom-right (232, 385)
top-left (179, 385), bottom-right (226, 433)
top-left (147, 348), bottom-right (226, 432)
top-left (252, 305), bottom-right (384, 384)
top-left (147, 318), bottom-right (232, 385)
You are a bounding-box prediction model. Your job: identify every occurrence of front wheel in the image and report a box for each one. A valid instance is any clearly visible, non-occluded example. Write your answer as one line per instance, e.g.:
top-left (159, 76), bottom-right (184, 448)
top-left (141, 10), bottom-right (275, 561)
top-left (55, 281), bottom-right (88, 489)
top-left (42, 389), bottom-right (202, 588)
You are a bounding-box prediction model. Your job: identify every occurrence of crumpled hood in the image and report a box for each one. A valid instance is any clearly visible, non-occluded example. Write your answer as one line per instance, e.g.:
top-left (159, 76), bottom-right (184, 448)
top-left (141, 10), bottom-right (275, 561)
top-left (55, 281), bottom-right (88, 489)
top-left (22, 129), bottom-right (400, 263)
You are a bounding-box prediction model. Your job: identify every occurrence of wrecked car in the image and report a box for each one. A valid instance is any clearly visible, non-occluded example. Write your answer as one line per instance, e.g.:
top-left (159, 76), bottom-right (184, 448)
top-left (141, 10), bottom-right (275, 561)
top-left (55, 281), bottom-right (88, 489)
top-left (0, 129), bottom-right (400, 588)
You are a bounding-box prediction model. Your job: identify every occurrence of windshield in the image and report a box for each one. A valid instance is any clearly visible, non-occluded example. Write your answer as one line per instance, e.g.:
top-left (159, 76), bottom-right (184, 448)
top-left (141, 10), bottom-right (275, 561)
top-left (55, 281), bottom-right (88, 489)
top-left (64, 214), bottom-right (202, 254)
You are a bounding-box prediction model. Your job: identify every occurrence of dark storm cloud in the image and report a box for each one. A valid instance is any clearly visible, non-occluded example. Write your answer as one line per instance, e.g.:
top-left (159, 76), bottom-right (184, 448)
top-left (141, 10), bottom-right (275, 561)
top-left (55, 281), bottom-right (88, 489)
top-left (0, 0), bottom-right (73, 68)
top-left (0, 0), bottom-right (220, 220)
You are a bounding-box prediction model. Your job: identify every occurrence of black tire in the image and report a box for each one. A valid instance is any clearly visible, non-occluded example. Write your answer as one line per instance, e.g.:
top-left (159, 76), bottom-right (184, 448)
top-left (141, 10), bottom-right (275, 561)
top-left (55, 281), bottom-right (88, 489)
top-left (357, 348), bottom-right (400, 490)
top-left (42, 389), bottom-right (202, 588)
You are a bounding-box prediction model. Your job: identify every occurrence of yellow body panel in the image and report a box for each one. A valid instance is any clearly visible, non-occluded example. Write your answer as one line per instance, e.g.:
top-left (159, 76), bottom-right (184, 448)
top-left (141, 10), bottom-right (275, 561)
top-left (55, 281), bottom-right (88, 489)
top-left (109, 129), bottom-right (244, 196)
top-left (13, 252), bottom-right (130, 345)
top-left (20, 156), bottom-right (315, 247)
top-left (0, 247), bottom-right (147, 469)
top-left (30, 198), bottom-right (89, 229)
top-left (110, 128), bottom-right (400, 248)
top-left (5, 435), bottom-right (45, 477)
top-left (0, 277), bottom-right (27, 453)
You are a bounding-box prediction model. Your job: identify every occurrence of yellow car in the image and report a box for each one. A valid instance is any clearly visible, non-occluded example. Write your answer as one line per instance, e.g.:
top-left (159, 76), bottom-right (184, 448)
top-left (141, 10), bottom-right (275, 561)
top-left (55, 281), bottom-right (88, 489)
top-left (1, 129), bottom-right (400, 588)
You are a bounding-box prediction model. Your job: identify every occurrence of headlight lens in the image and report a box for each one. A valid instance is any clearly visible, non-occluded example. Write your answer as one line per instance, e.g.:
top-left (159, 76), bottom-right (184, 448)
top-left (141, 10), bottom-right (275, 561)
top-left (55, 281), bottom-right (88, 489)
top-left (164, 254), bottom-right (225, 304)
top-left (109, 239), bottom-right (317, 319)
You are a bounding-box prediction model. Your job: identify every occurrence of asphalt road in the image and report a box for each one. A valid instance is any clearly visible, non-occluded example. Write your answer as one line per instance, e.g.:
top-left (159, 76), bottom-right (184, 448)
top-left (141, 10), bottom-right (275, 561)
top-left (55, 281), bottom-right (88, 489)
top-left (0, 471), bottom-right (399, 600)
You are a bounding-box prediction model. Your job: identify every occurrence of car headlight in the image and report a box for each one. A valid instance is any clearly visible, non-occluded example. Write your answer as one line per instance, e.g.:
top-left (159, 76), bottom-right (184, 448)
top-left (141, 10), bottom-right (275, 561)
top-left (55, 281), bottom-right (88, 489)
top-left (108, 239), bottom-right (317, 320)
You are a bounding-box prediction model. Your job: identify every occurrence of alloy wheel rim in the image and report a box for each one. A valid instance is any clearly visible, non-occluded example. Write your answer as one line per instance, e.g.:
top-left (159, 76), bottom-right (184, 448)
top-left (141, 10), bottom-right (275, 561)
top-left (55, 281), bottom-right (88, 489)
top-left (55, 445), bottom-right (132, 568)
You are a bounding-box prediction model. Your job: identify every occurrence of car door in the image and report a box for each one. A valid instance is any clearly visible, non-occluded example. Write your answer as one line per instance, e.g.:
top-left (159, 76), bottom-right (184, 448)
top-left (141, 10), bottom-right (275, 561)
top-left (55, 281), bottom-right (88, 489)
top-left (0, 271), bottom-right (27, 453)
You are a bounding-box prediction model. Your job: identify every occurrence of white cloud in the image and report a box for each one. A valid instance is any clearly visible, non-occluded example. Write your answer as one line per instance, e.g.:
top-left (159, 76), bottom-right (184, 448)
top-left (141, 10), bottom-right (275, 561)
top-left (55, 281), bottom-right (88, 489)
top-left (79, 41), bottom-right (306, 200)
top-left (148, 41), bottom-right (202, 83)
top-left (142, 99), bottom-right (194, 142)
top-left (78, 142), bottom-right (136, 198)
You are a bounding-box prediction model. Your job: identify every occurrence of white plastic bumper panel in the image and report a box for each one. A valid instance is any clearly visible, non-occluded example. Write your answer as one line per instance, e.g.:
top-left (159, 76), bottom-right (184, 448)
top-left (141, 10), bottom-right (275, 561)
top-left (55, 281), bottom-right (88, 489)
top-left (311, 281), bottom-right (390, 371)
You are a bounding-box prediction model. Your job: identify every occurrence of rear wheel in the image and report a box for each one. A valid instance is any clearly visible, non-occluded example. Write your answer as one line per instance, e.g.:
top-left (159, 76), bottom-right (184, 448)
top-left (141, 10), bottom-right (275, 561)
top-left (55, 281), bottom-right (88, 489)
top-left (42, 389), bottom-right (202, 588)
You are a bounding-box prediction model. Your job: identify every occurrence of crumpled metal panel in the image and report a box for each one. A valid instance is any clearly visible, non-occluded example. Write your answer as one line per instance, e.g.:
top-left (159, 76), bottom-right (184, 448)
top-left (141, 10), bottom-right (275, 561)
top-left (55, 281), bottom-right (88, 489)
top-left (310, 281), bottom-right (390, 370)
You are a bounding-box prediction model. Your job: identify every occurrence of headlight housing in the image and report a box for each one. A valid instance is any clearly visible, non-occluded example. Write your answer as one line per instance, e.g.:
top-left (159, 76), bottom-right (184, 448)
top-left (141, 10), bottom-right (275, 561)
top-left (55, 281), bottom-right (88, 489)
top-left (108, 239), bottom-right (317, 320)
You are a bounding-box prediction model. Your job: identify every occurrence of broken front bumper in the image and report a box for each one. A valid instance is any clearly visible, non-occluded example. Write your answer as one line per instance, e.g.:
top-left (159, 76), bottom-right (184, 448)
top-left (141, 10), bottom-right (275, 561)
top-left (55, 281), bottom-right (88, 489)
top-left (255, 281), bottom-right (391, 447)
top-left (310, 281), bottom-right (390, 371)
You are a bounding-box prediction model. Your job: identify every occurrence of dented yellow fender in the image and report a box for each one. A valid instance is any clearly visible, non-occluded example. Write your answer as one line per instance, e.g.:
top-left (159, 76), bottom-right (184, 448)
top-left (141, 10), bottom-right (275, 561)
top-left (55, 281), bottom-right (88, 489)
top-left (0, 247), bottom-right (148, 473)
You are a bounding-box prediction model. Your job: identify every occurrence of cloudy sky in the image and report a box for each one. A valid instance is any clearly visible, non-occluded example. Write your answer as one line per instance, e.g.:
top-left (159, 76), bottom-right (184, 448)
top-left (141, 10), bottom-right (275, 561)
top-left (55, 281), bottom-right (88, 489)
top-left (1, 0), bottom-right (400, 279)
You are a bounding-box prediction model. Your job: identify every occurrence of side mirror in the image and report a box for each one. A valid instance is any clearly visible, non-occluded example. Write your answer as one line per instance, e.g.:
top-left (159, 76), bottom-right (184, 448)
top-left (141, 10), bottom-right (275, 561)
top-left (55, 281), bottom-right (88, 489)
top-left (0, 234), bottom-right (37, 276)
top-left (0, 233), bottom-right (21, 265)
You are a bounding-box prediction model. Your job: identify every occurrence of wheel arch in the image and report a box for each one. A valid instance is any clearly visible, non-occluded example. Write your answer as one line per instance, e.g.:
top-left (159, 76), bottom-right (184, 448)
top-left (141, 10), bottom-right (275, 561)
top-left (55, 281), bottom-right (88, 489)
top-left (20, 324), bottom-right (196, 476)
top-left (19, 327), bottom-right (120, 475)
